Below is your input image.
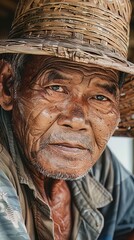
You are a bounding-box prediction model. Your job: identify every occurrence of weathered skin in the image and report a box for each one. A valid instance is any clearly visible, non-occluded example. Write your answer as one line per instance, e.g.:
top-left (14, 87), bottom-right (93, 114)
top-left (11, 55), bottom-right (120, 180)
top-left (0, 56), bottom-right (120, 239)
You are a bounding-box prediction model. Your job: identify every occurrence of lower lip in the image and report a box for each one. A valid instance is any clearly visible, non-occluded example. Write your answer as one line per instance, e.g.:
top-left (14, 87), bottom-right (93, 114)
top-left (48, 144), bottom-right (89, 154)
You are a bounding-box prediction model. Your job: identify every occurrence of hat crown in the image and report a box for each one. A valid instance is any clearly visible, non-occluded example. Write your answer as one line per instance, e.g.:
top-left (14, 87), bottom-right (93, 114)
top-left (14, 0), bottom-right (131, 20)
top-left (9, 0), bottom-right (132, 58)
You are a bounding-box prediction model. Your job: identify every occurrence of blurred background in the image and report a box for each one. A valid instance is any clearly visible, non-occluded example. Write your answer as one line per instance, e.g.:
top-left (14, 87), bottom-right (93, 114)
top-left (0, 0), bottom-right (134, 173)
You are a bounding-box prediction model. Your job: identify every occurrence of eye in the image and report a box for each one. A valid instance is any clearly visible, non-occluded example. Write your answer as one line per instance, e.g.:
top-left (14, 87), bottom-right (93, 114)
top-left (48, 85), bottom-right (64, 92)
top-left (94, 95), bottom-right (108, 101)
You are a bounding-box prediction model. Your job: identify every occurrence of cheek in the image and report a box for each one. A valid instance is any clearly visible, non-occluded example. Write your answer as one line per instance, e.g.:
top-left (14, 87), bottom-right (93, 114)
top-left (88, 110), bottom-right (120, 165)
top-left (28, 105), bottom-right (62, 137)
top-left (90, 107), bottom-right (120, 143)
top-left (12, 102), bottom-right (62, 161)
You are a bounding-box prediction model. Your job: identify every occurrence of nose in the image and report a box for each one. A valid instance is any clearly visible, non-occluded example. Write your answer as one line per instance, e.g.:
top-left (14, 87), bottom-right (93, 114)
top-left (57, 104), bottom-right (89, 131)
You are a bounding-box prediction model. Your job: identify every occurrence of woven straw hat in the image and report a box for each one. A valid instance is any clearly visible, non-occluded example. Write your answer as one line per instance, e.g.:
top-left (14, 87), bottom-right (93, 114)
top-left (0, 0), bottom-right (134, 136)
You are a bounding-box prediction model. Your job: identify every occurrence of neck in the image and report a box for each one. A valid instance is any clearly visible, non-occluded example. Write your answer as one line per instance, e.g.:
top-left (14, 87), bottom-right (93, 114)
top-left (25, 161), bottom-right (72, 239)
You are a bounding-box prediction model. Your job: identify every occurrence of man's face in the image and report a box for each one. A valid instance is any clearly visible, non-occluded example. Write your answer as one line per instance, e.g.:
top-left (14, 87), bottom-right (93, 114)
top-left (12, 55), bottom-right (120, 180)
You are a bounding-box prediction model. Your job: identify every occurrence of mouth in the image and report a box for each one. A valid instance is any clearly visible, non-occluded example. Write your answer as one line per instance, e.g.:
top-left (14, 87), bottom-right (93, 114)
top-left (48, 143), bottom-right (90, 154)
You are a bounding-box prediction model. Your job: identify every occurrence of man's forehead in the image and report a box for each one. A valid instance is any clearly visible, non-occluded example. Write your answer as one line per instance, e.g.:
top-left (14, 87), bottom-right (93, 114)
top-left (24, 55), bottom-right (119, 77)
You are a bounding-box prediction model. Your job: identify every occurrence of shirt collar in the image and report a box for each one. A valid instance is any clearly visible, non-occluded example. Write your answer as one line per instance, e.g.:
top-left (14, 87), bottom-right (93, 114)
top-left (70, 173), bottom-right (113, 209)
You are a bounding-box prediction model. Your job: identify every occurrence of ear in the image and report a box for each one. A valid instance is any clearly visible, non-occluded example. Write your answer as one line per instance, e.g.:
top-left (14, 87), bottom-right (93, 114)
top-left (0, 59), bottom-right (13, 111)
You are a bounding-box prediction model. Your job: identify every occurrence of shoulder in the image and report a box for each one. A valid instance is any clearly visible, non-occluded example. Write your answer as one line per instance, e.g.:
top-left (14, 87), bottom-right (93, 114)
top-left (0, 144), bottom-right (20, 191)
top-left (0, 145), bottom-right (31, 239)
top-left (0, 169), bottom-right (30, 240)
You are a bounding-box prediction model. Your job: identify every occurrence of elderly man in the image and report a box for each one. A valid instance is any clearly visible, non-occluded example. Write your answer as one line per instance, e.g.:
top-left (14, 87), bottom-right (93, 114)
top-left (0, 0), bottom-right (134, 239)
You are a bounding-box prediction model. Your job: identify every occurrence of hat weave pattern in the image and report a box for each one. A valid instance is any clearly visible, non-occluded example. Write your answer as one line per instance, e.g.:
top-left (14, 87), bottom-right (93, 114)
top-left (10, 0), bottom-right (131, 59)
top-left (115, 74), bottom-right (134, 137)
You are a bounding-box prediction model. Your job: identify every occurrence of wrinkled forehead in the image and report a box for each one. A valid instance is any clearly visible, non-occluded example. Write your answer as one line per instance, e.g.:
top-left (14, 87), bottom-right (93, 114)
top-left (13, 54), bottom-right (120, 82)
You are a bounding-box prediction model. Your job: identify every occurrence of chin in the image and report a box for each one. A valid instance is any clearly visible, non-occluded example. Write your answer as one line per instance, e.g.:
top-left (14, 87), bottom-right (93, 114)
top-left (43, 170), bottom-right (89, 181)
top-left (31, 158), bottom-right (90, 180)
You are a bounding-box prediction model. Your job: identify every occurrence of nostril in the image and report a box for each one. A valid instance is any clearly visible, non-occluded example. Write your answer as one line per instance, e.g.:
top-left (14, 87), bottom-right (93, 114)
top-left (80, 128), bottom-right (87, 131)
top-left (63, 124), bottom-right (72, 128)
top-left (63, 123), bottom-right (87, 131)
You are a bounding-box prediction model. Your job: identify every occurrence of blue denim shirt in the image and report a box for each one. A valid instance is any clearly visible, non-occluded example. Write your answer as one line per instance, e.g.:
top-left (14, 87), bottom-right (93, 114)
top-left (0, 109), bottom-right (134, 240)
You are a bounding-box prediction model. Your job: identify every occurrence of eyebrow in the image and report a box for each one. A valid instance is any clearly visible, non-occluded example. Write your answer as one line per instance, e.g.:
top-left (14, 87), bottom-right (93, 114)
top-left (47, 70), bottom-right (72, 81)
top-left (47, 70), bottom-right (118, 96)
top-left (96, 83), bottom-right (118, 96)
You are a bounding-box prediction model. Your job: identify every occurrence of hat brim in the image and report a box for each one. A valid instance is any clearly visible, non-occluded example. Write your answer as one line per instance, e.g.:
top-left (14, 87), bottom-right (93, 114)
top-left (0, 39), bottom-right (134, 75)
